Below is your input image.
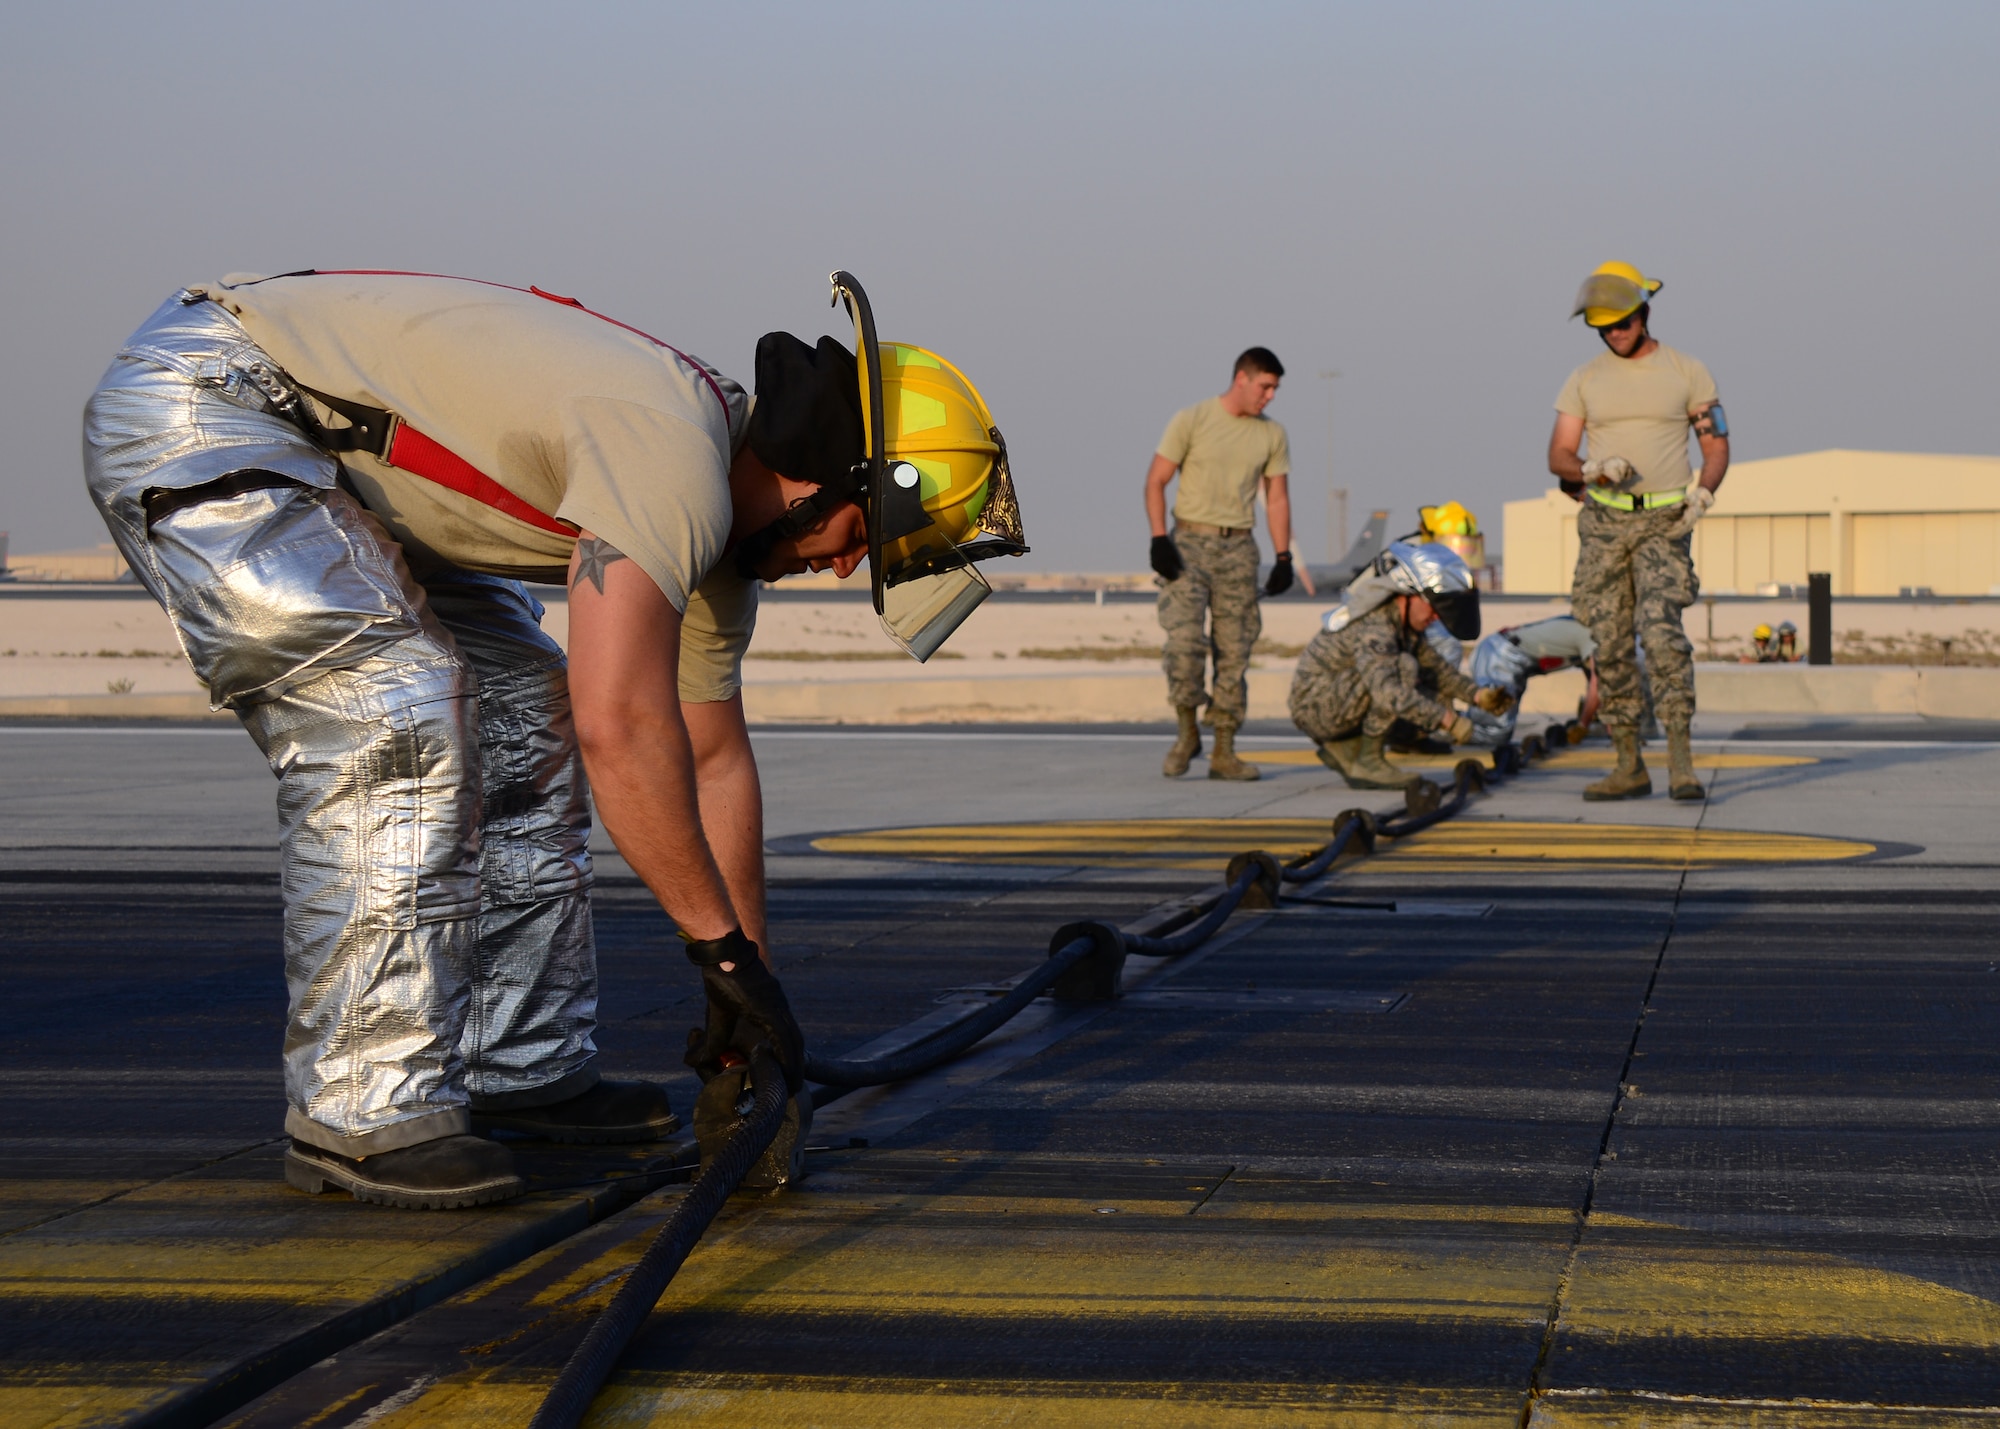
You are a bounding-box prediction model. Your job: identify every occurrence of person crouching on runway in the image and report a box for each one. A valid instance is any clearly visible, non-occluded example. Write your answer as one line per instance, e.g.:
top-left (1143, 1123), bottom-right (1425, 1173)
top-left (1288, 542), bottom-right (1514, 793)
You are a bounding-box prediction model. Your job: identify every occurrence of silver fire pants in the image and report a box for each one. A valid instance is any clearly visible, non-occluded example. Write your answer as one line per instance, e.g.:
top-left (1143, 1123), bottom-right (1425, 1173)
top-left (82, 292), bottom-right (599, 1155)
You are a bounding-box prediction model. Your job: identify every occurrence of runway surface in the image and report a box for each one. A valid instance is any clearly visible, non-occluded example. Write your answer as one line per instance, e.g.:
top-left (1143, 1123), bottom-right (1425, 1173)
top-left (2, 716), bottom-right (1996, 1426)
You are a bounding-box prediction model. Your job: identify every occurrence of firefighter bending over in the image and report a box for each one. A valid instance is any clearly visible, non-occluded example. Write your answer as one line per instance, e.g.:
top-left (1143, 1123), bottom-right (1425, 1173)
top-left (80, 270), bottom-right (1024, 1210)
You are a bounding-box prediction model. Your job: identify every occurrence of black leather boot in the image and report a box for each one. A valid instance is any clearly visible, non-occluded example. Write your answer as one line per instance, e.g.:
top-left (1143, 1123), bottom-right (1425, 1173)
top-left (471, 1079), bottom-right (680, 1144)
top-left (285, 1134), bottom-right (525, 1210)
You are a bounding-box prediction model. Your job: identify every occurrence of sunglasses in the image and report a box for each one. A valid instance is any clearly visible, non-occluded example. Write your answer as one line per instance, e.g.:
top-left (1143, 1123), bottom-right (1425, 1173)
top-left (1602, 312), bottom-right (1644, 333)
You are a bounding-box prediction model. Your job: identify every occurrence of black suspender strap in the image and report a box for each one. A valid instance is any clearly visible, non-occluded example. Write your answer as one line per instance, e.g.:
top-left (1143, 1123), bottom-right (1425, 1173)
top-left (295, 383), bottom-right (399, 459)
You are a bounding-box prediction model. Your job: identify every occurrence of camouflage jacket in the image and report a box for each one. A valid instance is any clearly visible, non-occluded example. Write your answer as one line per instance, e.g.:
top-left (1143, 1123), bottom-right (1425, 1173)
top-left (1301, 602), bottom-right (1476, 731)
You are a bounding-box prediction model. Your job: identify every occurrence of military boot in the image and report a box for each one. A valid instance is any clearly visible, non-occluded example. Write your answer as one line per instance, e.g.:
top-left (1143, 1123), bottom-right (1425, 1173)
top-left (1315, 733), bottom-right (1413, 791)
top-left (1583, 724), bottom-right (1652, 801)
top-left (1163, 707), bottom-right (1202, 778)
top-left (285, 1134), bottom-right (525, 1211)
top-left (471, 1078), bottom-right (680, 1144)
top-left (1665, 720), bottom-right (1705, 801)
top-left (1207, 723), bottom-right (1261, 781)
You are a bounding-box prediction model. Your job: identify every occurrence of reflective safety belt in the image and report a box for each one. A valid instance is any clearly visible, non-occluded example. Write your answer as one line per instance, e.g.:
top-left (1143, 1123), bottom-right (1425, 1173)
top-left (1588, 485), bottom-right (1687, 512)
top-left (298, 383), bottom-right (578, 537)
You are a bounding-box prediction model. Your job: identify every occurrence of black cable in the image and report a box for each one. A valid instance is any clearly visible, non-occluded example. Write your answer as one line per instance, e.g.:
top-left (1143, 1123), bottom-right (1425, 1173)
top-left (530, 1048), bottom-right (788, 1429)
top-left (1119, 865), bottom-right (1259, 957)
top-left (801, 933), bottom-right (1095, 1088)
top-left (534, 724), bottom-right (1567, 1426)
top-left (1280, 816), bottom-right (1364, 884)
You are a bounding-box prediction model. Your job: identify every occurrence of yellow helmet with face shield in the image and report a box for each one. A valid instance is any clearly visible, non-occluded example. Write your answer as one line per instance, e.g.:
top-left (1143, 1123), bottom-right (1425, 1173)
top-left (1572, 260), bottom-right (1663, 328)
top-left (838, 273), bottom-right (1027, 660)
top-left (1417, 500), bottom-right (1486, 570)
top-left (734, 272), bottom-right (1028, 661)
top-left (874, 341), bottom-right (1023, 589)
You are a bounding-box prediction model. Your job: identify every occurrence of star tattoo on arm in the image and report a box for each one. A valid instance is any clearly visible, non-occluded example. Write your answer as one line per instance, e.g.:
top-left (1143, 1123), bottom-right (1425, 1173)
top-left (571, 536), bottom-right (628, 595)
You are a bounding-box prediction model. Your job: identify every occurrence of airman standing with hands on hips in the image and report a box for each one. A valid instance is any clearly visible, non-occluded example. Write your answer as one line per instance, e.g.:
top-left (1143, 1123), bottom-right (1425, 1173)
top-left (1547, 262), bottom-right (1730, 802)
top-left (1145, 348), bottom-right (1295, 781)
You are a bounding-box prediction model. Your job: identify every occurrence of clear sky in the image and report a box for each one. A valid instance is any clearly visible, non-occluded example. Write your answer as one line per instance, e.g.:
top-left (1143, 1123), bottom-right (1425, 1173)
top-left (2, 1), bottom-right (1994, 569)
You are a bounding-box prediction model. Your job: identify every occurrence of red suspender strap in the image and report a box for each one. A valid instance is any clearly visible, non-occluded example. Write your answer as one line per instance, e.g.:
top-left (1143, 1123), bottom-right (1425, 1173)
top-left (281, 269), bottom-right (734, 540)
top-left (385, 424), bottom-right (577, 537)
top-left (295, 380), bottom-right (576, 537)
top-left (307, 269), bottom-right (735, 421)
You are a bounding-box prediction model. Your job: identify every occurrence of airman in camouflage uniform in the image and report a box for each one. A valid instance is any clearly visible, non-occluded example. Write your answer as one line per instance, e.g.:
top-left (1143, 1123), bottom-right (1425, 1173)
top-left (1289, 602), bottom-right (1477, 788)
top-left (1550, 261), bottom-right (1730, 801)
top-left (1144, 347), bottom-right (1294, 781)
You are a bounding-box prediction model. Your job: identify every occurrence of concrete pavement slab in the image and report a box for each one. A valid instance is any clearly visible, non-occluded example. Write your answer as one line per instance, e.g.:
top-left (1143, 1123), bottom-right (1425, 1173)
top-left (6, 719), bottom-right (2000, 1424)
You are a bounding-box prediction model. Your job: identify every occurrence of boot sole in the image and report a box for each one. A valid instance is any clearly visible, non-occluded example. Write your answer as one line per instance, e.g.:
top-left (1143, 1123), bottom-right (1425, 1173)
top-left (1207, 768), bottom-right (1261, 781)
top-left (468, 1111), bottom-right (681, 1145)
top-left (1669, 784), bottom-right (1706, 802)
top-left (1583, 785), bottom-right (1653, 801)
top-left (1320, 760), bottom-right (1412, 790)
top-left (284, 1145), bottom-right (526, 1211)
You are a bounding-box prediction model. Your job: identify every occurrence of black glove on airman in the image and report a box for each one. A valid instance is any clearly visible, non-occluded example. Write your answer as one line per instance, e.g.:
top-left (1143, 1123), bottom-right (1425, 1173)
top-left (1263, 552), bottom-right (1295, 597)
top-left (1150, 535), bottom-right (1183, 582)
top-left (682, 929), bottom-right (805, 1093)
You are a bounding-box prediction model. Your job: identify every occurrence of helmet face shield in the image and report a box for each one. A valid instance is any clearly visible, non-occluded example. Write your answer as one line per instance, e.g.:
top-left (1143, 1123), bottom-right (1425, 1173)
top-left (879, 544), bottom-right (993, 662)
top-left (1377, 540), bottom-right (1479, 639)
top-left (1428, 588), bottom-right (1481, 642)
top-left (831, 270), bottom-right (1027, 662)
top-left (1572, 272), bottom-right (1653, 327)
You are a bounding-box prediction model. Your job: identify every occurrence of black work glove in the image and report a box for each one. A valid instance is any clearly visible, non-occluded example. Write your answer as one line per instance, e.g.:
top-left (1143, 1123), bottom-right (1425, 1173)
top-left (681, 928), bottom-right (805, 1093)
top-left (1149, 535), bottom-right (1183, 582)
top-left (1263, 552), bottom-right (1295, 597)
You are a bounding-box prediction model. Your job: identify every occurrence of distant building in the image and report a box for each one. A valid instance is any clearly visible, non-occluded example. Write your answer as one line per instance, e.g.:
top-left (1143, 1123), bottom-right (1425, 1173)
top-left (5, 542), bottom-right (131, 582)
top-left (1503, 450), bottom-right (2000, 596)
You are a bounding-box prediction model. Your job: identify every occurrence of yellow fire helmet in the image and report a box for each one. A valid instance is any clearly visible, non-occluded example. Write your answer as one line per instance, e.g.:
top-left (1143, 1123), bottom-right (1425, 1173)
top-left (834, 270), bottom-right (1028, 661)
top-left (1571, 260), bottom-right (1663, 328)
top-left (1753, 623), bottom-right (1774, 641)
top-left (1417, 501), bottom-right (1486, 570)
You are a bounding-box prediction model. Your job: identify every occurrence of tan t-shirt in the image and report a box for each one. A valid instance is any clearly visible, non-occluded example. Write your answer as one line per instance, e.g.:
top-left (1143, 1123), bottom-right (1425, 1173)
top-left (678, 562), bottom-right (758, 703)
top-left (1157, 396), bottom-right (1290, 529)
top-left (1555, 344), bottom-right (1718, 494)
top-left (192, 272), bottom-right (750, 610)
top-left (192, 272), bottom-right (759, 703)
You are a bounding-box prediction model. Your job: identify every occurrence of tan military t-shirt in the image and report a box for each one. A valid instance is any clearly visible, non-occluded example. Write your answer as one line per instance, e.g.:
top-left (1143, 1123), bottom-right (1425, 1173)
top-left (192, 271), bottom-right (758, 703)
top-left (1157, 396), bottom-right (1290, 529)
top-left (1555, 344), bottom-right (1718, 494)
top-left (678, 562), bottom-right (758, 703)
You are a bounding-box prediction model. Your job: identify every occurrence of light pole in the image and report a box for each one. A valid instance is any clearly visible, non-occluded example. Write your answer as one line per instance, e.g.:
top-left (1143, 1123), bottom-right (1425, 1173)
top-left (1319, 370), bottom-right (1345, 556)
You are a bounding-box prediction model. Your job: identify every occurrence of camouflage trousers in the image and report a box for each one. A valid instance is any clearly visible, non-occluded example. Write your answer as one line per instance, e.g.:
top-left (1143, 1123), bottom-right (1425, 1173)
top-left (1158, 529), bottom-right (1262, 727)
top-left (1571, 498), bottom-right (1699, 726)
top-left (1288, 641), bottom-right (1426, 741)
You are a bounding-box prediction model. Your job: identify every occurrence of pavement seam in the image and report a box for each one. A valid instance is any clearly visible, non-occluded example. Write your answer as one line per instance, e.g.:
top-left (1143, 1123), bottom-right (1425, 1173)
top-left (1516, 773), bottom-right (1710, 1424)
top-left (0, 1133), bottom-right (287, 1242)
top-left (1184, 1164), bottom-right (1237, 1215)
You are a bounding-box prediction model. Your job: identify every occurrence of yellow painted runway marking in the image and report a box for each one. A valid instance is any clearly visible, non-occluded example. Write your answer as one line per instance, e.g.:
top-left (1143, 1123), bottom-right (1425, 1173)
top-left (0, 1168), bottom-right (622, 1424)
top-left (1530, 1393), bottom-right (2000, 1427)
top-left (1558, 1240), bottom-right (2000, 1348)
top-left (1246, 748), bottom-right (1817, 770)
top-left (812, 819), bottom-right (1875, 871)
top-left (378, 1377), bottom-right (1526, 1427)
top-left (1366, 820), bottom-right (1874, 873)
top-left (340, 1175), bottom-right (2000, 1428)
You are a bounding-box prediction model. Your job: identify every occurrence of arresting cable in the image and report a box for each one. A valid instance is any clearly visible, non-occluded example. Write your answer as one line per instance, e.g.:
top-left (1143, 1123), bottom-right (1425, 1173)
top-left (532, 724), bottom-right (1575, 1428)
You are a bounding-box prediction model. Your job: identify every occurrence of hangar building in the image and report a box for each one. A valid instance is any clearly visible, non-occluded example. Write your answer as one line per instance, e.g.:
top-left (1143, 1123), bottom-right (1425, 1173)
top-left (1503, 450), bottom-right (2000, 596)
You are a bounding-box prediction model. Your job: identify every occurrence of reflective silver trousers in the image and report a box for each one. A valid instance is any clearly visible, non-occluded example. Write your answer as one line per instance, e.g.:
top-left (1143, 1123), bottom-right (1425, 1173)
top-left (83, 293), bottom-right (599, 1155)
